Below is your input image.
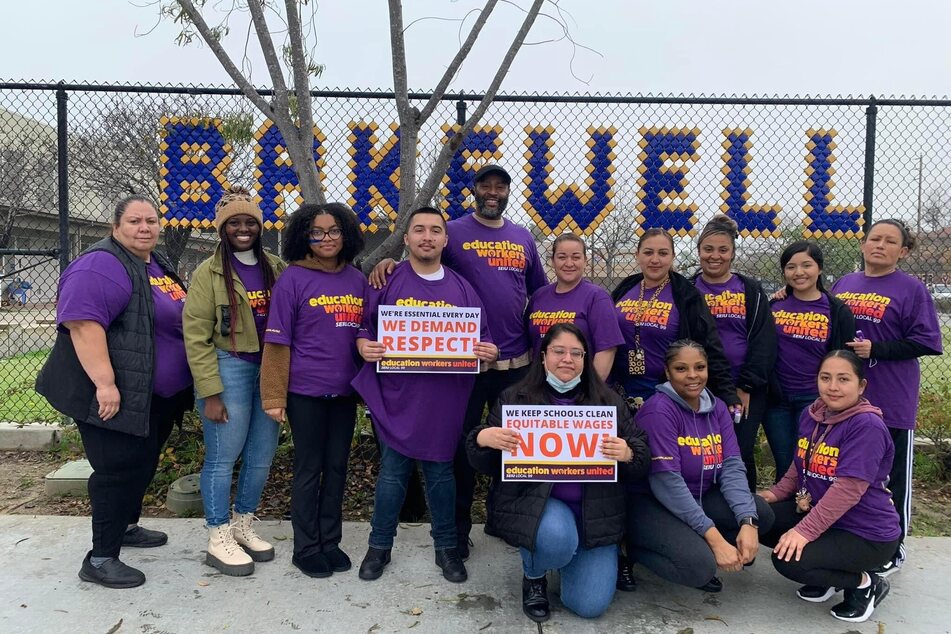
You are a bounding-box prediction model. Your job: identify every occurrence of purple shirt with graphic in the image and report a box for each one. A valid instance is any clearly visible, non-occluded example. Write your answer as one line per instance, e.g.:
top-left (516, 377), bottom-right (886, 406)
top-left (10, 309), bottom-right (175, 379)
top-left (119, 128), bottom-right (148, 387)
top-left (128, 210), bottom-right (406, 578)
top-left (526, 280), bottom-right (624, 356)
top-left (794, 410), bottom-right (901, 542)
top-left (635, 391), bottom-right (741, 497)
top-left (351, 262), bottom-right (492, 462)
top-left (694, 275), bottom-right (748, 382)
top-left (232, 258), bottom-right (270, 365)
top-left (56, 251), bottom-right (191, 398)
top-left (264, 264), bottom-right (368, 398)
top-left (442, 214), bottom-right (546, 360)
top-left (614, 283), bottom-right (681, 383)
top-left (833, 271), bottom-right (943, 430)
top-left (772, 294), bottom-right (831, 395)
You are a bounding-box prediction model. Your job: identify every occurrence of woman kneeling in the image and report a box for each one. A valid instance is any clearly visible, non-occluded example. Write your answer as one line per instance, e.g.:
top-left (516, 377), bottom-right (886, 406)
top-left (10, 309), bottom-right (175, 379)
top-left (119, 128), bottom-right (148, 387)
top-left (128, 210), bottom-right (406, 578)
top-left (760, 350), bottom-right (901, 623)
top-left (467, 324), bottom-right (650, 623)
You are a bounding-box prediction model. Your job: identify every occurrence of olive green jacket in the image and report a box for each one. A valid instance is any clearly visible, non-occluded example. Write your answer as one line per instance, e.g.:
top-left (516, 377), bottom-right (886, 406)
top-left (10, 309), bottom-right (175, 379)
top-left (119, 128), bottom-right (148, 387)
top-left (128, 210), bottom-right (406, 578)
top-left (183, 245), bottom-right (286, 398)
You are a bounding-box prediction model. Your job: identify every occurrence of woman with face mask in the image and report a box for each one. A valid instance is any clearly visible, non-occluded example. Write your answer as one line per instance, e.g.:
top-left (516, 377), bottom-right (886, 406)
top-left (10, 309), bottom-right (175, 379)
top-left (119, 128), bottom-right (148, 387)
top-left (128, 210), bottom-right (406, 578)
top-left (766, 242), bottom-right (855, 482)
top-left (626, 340), bottom-right (774, 594)
top-left (691, 215), bottom-right (777, 492)
top-left (831, 220), bottom-right (942, 576)
top-left (467, 324), bottom-right (650, 623)
top-left (759, 350), bottom-right (901, 624)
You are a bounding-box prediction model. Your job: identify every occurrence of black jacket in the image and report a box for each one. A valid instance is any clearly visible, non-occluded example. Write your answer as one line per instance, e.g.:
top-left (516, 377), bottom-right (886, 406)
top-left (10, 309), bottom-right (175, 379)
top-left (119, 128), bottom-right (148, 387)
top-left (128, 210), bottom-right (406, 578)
top-left (767, 290), bottom-right (856, 402)
top-left (611, 271), bottom-right (741, 406)
top-left (466, 385), bottom-right (650, 551)
top-left (689, 272), bottom-right (777, 394)
top-left (36, 238), bottom-right (186, 437)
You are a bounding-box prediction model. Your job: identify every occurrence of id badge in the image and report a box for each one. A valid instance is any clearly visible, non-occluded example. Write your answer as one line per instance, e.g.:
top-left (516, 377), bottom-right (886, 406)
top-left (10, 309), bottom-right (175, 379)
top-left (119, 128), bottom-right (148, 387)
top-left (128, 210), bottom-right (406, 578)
top-left (628, 348), bottom-right (646, 376)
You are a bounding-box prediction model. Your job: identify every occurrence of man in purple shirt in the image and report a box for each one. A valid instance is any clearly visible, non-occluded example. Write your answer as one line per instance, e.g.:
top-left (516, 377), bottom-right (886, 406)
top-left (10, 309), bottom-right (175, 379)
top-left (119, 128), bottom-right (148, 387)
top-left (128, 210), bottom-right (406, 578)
top-left (371, 166), bottom-right (547, 558)
top-left (355, 207), bottom-right (498, 584)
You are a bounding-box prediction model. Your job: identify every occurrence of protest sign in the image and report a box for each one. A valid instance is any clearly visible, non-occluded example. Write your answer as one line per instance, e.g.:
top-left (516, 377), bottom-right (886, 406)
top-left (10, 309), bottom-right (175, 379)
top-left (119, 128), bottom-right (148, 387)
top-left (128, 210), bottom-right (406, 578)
top-left (376, 305), bottom-right (481, 373)
top-left (501, 405), bottom-right (617, 482)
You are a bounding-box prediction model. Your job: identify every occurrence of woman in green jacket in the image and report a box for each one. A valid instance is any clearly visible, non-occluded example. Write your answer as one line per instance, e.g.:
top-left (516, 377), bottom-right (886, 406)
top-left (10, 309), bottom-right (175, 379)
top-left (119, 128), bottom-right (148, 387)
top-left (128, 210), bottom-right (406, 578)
top-left (183, 187), bottom-right (286, 577)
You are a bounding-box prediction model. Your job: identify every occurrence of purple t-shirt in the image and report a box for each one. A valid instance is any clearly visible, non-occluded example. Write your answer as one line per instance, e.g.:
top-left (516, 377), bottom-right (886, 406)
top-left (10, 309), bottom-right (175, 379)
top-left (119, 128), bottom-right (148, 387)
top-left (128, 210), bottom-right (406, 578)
top-left (351, 262), bottom-right (492, 462)
top-left (232, 258), bottom-right (270, 365)
top-left (772, 294), bottom-right (831, 395)
top-left (443, 214), bottom-right (546, 360)
top-left (695, 275), bottom-right (748, 382)
top-left (833, 271), bottom-right (943, 430)
top-left (526, 280), bottom-right (624, 356)
top-left (614, 283), bottom-right (681, 382)
top-left (56, 251), bottom-right (192, 398)
top-left (263, 264), bottom-right (369, 398)
top-left (793, 410), bottom-right (901, 542)
top-left (635, 391), bottom-right (741, 497)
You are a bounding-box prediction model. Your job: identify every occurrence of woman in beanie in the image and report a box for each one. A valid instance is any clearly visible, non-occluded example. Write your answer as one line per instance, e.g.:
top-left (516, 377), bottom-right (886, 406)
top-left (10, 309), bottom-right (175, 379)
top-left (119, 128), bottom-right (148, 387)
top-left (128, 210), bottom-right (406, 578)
top-left (691, 215), bottom-right (776, 491)
top-left (183, 186), bottom-right (286, 576)
top-left (260, 202), bottom-right (369, 579)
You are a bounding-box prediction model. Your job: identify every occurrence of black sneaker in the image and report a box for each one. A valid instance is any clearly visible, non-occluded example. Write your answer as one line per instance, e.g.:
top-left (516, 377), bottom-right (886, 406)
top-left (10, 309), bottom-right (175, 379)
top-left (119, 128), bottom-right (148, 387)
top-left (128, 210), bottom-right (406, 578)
top-left (457, 536), bottom-right (473, 562)
top-left (292, 552), bottom-right (332, 578)
top-left (358, 547), bottom-right (391, 581)
top-left (616, 554), bottom-right (637, 592)
top-left (697, 576), bottom-right (723, 593)
top-left (831, 576), bottom-right (890, 623)
top-left (121, 526), bottom-right (168, 549)
top-left (324, 547), bottom-right (352, 573)
top-left (78, 552), bottom-right (146, 589)
top-left (797, 585), bottom-right (840, 602)
top-left (522, 575), bottom-right (550, 623)
top-left (435, 548), bottom-right (468, 583)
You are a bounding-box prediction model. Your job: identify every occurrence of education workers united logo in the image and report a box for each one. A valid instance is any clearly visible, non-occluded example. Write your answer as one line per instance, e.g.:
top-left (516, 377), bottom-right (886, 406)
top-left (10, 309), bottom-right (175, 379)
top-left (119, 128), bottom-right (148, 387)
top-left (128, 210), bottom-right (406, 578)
top-left (247, 289), bottom-right (270, 317)
top-left (797, 435), bottom-right (838, 480)
top-left (615, 298), bottom-right (673, 329)
top-left (835, 291), bottom-right (891, 324)
top-left (309, 293), bottom-right (363, 328)
top-left (528, 309), bottom-right (577, 337)
top-left (149, 273), bottom-right (186, 302)
top-left (677, 433), bottom-right (724, 471)
top-left (703, 290), bottom-right (745, 320)
top-left (772, 309), bottom-right (829, 342)
top-left (461, 239), bottom-right (527, 273)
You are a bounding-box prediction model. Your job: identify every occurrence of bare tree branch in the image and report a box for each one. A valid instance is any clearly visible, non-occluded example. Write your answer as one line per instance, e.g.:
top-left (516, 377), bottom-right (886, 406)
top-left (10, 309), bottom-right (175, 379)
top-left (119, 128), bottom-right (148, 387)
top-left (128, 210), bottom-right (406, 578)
top-left (246, 0), bottom-right (292, 118)
top-left (283, 0), bottom-right (321, 199)
top-left (387, 0), bottom-right (413, 120)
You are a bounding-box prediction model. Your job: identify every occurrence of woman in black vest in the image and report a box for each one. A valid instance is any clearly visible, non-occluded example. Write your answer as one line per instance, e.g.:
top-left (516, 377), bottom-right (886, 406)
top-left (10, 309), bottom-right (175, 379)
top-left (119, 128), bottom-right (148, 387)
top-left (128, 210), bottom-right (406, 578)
top-left (37, 196), bottom-right (193, 589)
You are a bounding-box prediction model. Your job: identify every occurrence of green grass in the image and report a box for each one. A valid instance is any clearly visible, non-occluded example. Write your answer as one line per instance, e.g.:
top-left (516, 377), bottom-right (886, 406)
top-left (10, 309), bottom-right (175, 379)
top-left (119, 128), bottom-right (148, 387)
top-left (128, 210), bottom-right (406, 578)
top-left (0, 349), bottom-right (60, 423)
top-left (920, 322), bottom-right (951, 392)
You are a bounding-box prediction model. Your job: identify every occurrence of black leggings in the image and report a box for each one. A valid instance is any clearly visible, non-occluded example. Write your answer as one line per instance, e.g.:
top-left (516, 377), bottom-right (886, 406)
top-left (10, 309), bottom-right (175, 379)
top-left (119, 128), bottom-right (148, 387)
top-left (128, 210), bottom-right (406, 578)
top-left (760, 500), bottom-right (900, 589)
top-left (626, 488), bottom-right (775, 588)
top-left (287, 393), bottom-right (357, 558)
top-left (78, 390), bottom-right (188, 558)
top-left (732, 389), bottom-right (769, 491)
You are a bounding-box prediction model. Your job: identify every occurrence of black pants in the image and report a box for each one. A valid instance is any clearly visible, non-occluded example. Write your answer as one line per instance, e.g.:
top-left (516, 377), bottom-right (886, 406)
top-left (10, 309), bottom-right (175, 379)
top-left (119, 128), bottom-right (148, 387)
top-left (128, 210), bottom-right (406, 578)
top-left (78, 390), bottom-right (187, 558)
top-left (732, 389), bottom-right (769, 491)
top-left (287, 393), bottom-right (357, 558)
top-left (889, 427), bottom-right (913, 556)
top-left (626, 488), bottom-right (775, 588)
top-left (454, 365), bottom-right (530, 540)
top-left (760, 500), bottom-right (900, 589)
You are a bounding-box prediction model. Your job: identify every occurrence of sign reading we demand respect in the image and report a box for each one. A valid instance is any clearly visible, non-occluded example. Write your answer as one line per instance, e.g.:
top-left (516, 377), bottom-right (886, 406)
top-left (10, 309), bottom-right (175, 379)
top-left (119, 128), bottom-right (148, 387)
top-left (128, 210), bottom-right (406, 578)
top-left (376, 305), bottom-right (481, 374)
top-left (501, 405), bottom-right (617, 483)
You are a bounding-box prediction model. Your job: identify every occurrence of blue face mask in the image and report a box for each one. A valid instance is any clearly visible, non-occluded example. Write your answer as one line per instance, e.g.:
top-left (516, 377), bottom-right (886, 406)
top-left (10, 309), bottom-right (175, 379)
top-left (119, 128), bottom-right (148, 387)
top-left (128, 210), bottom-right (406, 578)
top-left (546, 370), bottom-right (582, 393)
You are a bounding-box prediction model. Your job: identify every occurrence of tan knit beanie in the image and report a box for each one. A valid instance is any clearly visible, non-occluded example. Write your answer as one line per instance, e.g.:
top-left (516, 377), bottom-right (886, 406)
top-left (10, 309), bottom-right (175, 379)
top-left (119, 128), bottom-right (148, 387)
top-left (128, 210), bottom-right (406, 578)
top-left (214, 186), bottom-right (263, 230)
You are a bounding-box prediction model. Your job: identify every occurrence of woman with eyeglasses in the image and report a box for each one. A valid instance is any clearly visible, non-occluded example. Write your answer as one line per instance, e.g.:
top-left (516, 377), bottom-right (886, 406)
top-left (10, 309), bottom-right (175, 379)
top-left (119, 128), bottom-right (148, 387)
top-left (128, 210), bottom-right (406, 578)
top-left (831, 220), bottom-right (942, 576)
top-left (260, 202), bottom-right (369, 579)
top-left (467, 323), bottom-right (650, 623)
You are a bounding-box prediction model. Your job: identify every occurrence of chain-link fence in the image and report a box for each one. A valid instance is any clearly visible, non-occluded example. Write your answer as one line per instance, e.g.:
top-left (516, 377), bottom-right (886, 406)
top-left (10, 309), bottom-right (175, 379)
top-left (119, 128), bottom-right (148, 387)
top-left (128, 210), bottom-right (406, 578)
top-left (0, 82), bottom-right (948, 424)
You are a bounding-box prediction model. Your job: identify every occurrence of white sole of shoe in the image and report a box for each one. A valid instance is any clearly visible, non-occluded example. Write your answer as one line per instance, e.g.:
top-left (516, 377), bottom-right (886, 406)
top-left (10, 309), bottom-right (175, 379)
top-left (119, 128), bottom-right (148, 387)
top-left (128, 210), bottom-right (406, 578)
top-left (205, 553), bottom-right (254, 576)
top-left (797, 587), bottom-right (838, 603)
top-left (874, 564), bottom-right (900, 578)
top-left (831, 583), bottom-right (889, 623)
top-left (239, 544), bottom-right (275, 562)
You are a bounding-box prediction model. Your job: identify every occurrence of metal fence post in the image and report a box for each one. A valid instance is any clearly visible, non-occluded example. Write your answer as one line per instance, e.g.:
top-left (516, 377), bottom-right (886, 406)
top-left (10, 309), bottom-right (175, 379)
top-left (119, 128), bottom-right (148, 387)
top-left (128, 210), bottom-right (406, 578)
top-left (456, 95), bottom-right (467, 126)
top-left (862, 95), bottom-right (878, 232)
top-left (56, 82), bottom-right (70, 273)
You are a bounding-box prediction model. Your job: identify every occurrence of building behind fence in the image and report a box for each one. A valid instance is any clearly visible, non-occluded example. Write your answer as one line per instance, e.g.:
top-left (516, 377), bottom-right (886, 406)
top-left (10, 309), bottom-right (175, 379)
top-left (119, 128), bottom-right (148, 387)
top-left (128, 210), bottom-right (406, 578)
top-left (0, 81), bottom-right (948, 423)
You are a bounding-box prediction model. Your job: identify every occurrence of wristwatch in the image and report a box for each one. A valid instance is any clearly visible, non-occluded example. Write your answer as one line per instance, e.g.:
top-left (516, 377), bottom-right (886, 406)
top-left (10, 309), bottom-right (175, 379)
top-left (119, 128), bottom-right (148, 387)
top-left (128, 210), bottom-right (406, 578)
top-left (739, 516), bottom-right (758, 528)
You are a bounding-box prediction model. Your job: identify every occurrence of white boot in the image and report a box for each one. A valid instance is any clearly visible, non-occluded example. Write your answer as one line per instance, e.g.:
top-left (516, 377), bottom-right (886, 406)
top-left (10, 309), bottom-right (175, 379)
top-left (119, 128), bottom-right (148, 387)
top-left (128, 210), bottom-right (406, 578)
top-left (232, 512), bottom-right (275, 562)
top-left (206, 524), bottom-right (254, 576)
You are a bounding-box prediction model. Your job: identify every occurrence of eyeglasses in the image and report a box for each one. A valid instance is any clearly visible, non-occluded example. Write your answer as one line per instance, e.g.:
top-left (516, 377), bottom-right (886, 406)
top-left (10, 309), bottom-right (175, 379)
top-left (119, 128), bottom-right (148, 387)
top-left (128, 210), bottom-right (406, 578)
top-left (545, 346), bottom-right (585, 360)
top-left (308, 227), bottom-right (342, 241)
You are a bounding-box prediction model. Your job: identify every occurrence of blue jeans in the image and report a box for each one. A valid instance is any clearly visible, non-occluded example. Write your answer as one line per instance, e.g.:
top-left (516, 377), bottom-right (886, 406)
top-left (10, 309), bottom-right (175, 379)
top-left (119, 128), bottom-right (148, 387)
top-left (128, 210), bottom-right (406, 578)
top-left (763, 392), bottom-right (816, 480)
top-left (198, 351), bottom-right (281, 527)
top-left (369, 441), bottom-right (456, 551)
top-left (520, 498), bottom-right (618, 619)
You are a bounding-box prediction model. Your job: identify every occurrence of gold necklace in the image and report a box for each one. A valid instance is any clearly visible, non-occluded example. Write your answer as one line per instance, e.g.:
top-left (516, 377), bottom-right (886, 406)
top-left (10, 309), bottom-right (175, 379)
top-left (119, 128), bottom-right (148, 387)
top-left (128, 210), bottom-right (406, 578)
top-left (627, 275), bottom-right (670, 376)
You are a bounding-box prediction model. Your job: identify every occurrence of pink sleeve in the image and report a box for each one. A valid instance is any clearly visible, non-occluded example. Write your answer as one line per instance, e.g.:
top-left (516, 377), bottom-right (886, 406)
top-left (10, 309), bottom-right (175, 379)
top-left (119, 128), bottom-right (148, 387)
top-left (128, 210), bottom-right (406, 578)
top-left (795, 477), bottom-right (870, 541)
top-left (768, 463), bottom-right (799, 501)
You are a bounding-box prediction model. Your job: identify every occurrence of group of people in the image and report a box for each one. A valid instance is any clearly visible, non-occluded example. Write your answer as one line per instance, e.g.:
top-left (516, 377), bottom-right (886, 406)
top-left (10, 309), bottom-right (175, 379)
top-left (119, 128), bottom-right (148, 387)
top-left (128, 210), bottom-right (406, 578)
top-left (36, 163), bottom-right (942, 626)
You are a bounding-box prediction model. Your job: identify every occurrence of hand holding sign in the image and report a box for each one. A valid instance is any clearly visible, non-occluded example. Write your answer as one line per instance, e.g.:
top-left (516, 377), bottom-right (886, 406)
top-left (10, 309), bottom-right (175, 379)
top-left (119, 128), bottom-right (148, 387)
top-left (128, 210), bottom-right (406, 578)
top-left (473, 341), bottom-right (499, 362)
top-left (599, 436), bottom-right (631, 463)
top-left (358, 339), bottom-right (387, 362)
top-left (477, 427), bottom-right (521, 452)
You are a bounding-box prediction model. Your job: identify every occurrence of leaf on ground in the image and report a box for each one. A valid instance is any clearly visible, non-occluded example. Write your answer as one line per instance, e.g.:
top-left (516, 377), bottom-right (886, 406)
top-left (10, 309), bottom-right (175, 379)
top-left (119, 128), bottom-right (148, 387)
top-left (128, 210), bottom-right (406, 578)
top-left (407, 621), bottom-right (419, 629)
top-left (676, 629), bottom-right (694, 634)
top-left (704, 615), bottom-right (727, 625)
top-left (410, 607), bottom-right (423, 616)
top-left (367, 625), bottom-right (379, 633)
top-left (105, 619), bottom-right (123, 634)
top-left (197, 580), bottom-right (209, 587)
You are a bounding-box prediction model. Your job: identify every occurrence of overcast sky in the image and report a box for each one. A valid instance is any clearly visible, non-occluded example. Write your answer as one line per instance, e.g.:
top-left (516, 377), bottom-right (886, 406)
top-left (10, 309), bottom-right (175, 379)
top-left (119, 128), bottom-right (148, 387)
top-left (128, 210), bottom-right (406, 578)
top-left (4, 0), bottom-right (951, 97)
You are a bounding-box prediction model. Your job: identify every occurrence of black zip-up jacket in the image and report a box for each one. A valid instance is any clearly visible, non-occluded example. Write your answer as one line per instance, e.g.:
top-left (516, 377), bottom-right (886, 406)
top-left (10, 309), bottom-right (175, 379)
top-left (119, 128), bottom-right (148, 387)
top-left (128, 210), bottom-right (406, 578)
top-left (466, 385), bottom-right (650, 551)
top-left (689, 272), bottom-right (777, 393)
top-left (611, 271), bottom-right (741, 407)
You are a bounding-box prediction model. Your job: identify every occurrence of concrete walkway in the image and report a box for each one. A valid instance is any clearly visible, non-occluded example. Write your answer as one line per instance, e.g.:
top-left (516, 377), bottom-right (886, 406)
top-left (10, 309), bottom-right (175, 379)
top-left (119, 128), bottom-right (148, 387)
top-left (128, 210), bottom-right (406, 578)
top-left (0, 516), bottom-right (945, 634)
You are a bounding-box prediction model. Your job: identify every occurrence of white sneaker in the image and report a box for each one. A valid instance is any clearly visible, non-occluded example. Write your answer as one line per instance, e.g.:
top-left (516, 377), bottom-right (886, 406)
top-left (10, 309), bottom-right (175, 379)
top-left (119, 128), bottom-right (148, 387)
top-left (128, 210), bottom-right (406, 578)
top-left (206, 524), bottom-right (254, 576)
top-left (232, 512), bottom-right (275, 562)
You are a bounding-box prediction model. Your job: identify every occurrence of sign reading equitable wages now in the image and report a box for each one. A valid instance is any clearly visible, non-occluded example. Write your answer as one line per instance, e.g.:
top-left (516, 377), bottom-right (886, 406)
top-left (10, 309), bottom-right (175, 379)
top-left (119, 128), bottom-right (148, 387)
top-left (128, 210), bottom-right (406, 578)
top-left (501, 405), bottom-right (617, 483)
top-left (377, 305), bottom-right (481, 374)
